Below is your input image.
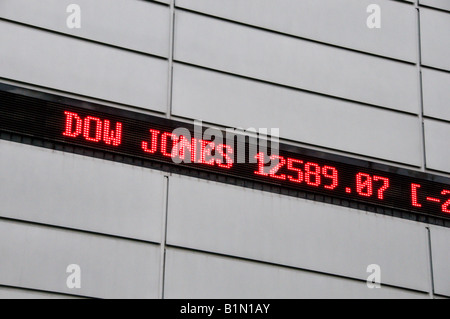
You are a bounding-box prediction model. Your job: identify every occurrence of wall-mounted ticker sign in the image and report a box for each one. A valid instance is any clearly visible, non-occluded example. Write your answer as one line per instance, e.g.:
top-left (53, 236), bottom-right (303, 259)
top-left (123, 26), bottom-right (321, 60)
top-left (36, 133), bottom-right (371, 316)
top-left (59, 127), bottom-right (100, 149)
top-left (0, 83), bottom-right (449, 219)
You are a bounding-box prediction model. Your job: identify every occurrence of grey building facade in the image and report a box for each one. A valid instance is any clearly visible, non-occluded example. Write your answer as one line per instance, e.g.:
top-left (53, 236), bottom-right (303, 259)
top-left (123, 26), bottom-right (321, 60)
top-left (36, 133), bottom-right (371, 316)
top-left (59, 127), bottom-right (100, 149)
top-left (0, 0), bottom-right (449, 299)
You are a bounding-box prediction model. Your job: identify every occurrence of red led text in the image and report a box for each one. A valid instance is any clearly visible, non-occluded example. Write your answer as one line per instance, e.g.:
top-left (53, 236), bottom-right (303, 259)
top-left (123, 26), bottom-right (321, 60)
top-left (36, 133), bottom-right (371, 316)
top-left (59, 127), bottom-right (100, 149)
top-left (141, 129), bottom-right (234, 169)
top-left (411, 183), bottom-right (450, 214)
top-left (254, 152), bottom-right (339, 190)
top-left (63, 111), bottom-right (123, 146)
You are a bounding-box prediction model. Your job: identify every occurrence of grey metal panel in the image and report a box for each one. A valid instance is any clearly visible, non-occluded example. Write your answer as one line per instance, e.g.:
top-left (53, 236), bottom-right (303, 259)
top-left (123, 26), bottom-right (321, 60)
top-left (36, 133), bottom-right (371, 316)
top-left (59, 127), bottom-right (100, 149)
top-left (166, 175), bottom-right (431, 292)
top-left (174, 11), bottom-right (420, 113)
top-left (429, 226), bottom-right (450, 297)
top-left (0, 20), bottom-right (168, 112)
top-left (422, 68), bottom-right (450, 122)
top-left (164, 248), bottom-right (427, 299)
top-left (0, 140), bottom-right (166, 242)
top-left (176, 0), bottom-right (417, 62)
top-left (420, 9), bottom-right (450, 71)
top-left (0, 219), bottom-right (161, 299)
top-left (0, 287), bottom-right (81, 299)
top-left (424, 120), bottom-right (450, 173)
top-left (172, 64), bottom-right (423, 166)
top-left (420, 0), bottom-right (450, 11)
top-left (0, 0), bottom-right (170, 57)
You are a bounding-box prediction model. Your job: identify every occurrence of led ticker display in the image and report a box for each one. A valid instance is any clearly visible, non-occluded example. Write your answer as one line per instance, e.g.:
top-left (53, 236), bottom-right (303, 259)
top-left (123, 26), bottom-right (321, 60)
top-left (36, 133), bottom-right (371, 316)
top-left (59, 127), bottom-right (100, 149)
top-left (1, 84), bottom-right (449, 219)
